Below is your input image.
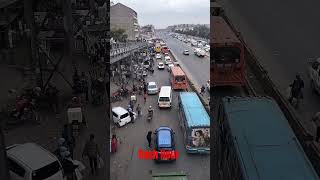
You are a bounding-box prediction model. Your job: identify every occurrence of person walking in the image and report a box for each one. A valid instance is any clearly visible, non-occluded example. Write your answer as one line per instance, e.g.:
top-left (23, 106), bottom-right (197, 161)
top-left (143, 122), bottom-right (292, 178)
top-left (136, 104), bottom-right (141, 116)
top-left (129, 109), bottom-right (135, 123)
top-left (144, 92), bottom-right (147, 103)
top-left (62, 124), bottom-right (75, 159)
top-left (288, 74), bottom-right (304, 108)
top-left (312, 112), bottom-right (320, 142)
top-left (61, 151), bottom-right (78, 180)
top-left (80, 72), bottom-right (89, 102)
top-left (146, 131), bottom-right (152, 148)
top-left (111, 135), bottom-right (118, 153)
top-left (82, 134), bottom-right (100, 175)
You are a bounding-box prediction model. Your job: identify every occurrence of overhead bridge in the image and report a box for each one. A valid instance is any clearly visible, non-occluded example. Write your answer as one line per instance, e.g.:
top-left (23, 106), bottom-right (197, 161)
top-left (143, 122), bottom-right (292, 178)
top-left (110, 42), bottom-right (148, 64)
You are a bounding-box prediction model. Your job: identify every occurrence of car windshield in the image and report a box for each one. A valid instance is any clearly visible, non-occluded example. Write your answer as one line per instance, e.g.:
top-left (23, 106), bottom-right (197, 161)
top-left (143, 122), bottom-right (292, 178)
top-left (148, 85), bottom-right (157, 89)
top-left (32, 161), bottom-right (61, 180)
top-left (159, 97), bottom-right (170, 102)
top-left (120, 113), bottom-right (129, 119)
top-left (213, 47), bottom-right (241, 64)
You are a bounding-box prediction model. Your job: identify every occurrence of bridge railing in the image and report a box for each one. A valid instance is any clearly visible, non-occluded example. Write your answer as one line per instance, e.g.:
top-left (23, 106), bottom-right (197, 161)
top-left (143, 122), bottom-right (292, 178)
top-left (110, 41), bottom-right (148, 64)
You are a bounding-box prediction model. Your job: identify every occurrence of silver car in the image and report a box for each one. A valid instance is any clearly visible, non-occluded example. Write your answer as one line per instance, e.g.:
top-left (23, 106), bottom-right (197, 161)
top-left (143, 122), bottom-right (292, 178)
top-left (147, 82), bottom-right (158, 94)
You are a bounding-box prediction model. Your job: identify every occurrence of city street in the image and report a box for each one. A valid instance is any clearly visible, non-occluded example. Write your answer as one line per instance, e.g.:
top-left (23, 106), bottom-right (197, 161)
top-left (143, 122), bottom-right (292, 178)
top-left (157, 32), bottom-right (210, 91)
top-left (220, 0), bottom-right (320, 134)
top-left (110, 55), bottom-right (210, 180)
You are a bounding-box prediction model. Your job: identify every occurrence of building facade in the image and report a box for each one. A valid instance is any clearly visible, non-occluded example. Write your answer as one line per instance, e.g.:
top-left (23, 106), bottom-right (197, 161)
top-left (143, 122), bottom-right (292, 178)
top-left (110, 3), bottom-right (139, 40)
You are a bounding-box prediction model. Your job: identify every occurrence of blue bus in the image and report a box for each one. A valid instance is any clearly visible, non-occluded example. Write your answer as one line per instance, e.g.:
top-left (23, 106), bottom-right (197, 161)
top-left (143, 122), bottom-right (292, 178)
top-left (178, 92), bottom-right (210, 154)
top-left (216, 96), bottom-right (320, 180)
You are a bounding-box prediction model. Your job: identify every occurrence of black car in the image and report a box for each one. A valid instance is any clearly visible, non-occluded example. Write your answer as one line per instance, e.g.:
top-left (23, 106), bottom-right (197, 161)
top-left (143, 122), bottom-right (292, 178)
top-left (154, 126), bottom-right (177, 162)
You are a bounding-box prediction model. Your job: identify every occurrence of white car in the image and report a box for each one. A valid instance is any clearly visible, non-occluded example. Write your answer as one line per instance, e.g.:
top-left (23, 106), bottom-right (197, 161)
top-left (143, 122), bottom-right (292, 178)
top-left (147, 82), bottom-right (159, 94)
top-left (167, 63), bottom-right (174, 72)
top-left (164, 52), bottom-right (169, 56)
top-left (164, 56), bottom-right (171, 65)
top-left (194, 48), bottom-right (206, 57)
top-left (6, 143), bottom-right (65, 180)
top-left (158, 62), bottom-right (165, 69)
top-left (183, 50), bottom-right (189, 55)
top-left (156, 53), bottom-right (162, 59)
top-left (112, 107), bottom-right (136, 127)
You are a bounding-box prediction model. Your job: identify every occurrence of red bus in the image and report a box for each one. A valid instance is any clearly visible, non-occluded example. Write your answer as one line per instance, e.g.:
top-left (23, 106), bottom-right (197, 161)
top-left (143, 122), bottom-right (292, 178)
top-left (211, 16), bottom-right (245, 87)
top-left (171, 66), bottom-right (188, 90)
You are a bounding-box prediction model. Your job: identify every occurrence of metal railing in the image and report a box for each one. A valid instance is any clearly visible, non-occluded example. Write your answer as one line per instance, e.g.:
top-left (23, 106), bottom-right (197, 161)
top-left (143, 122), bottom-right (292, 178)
top-left (110, 41), bottom-right (148, 64)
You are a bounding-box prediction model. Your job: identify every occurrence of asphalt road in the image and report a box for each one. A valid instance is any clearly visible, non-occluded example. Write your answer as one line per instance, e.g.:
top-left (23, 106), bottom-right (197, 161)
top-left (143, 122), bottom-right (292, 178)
top-left (156, 31), bottom-right (210, 91)
top-left (110, 58), bottom-right (210, 180)
top-left (220, 0), bottom-right (320, 133)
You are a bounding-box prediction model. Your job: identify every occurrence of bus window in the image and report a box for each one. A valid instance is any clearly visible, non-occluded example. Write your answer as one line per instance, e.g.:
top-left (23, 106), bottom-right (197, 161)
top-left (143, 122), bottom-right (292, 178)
top-left (175, 76), bottom-right (185, 82)
top-left (213, 47), bottom-right (241, 64)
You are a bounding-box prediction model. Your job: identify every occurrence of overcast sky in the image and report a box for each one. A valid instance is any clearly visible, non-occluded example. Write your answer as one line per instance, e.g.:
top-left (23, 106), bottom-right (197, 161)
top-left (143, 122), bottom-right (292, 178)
top-left (112, 0), bottom-right (209, 29)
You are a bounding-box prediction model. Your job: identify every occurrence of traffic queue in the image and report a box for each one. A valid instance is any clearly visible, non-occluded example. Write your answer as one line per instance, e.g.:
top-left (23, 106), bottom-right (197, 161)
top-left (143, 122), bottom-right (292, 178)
top-left (110, 39), bottom-right (210, 162)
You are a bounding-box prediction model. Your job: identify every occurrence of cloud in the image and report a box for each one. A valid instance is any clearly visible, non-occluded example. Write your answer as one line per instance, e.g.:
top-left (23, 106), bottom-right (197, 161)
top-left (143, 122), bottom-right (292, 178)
top-left (112, 0), bottom-right (209, 28)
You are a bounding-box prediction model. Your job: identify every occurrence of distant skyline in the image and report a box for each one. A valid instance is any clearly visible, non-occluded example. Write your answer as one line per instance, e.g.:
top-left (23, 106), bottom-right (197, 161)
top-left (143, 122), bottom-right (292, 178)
top-left (111, 0), bottom-right (210, 29)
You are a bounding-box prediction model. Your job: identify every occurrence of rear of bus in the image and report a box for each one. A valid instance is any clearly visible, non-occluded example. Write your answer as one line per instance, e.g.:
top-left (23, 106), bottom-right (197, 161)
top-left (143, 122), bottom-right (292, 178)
top-left (171, 66), bottom-right (188, 90)
top-left (158, 86), bottom-right (172, 108)
top-left (179, 92), bottom-right (210, 154)
top-left (186, 126), bottom-right (210, 154)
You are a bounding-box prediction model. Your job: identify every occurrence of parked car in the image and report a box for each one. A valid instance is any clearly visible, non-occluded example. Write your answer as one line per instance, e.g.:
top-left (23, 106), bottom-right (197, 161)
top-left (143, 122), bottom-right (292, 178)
top-left (6, 143), bottom-right (65, 180)
top-left (158, 62), bottom-right (165, 70)
top-left (154, 126), bottom-right (176, 162)
top-left (183, 50), bottom-right (189, 55)
top-left (156, 53), bottom-right (162, 59)
top-left (147, 82), bottom-right (159, 95)
top-left (112, 107), bottom-right (136, 127)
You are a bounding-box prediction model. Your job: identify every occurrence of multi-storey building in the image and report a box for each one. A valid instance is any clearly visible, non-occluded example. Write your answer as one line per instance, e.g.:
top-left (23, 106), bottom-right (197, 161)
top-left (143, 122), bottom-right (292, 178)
top-left (110, 3), bottom-right (139, 40)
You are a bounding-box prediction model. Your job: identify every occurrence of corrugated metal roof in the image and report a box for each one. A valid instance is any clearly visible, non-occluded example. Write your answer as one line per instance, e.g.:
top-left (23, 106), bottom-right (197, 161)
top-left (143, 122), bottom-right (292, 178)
top-left (222, 96), bottom-right (320, 180)
top-left (180, 92), bottom-right (210, 127)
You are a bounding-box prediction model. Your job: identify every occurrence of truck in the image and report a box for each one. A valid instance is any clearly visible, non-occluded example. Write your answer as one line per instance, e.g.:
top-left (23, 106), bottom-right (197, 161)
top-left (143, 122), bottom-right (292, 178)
top-left (152, 171), bottom-right (188, 180)
top-left (308, 58), bottom-right (320, 94)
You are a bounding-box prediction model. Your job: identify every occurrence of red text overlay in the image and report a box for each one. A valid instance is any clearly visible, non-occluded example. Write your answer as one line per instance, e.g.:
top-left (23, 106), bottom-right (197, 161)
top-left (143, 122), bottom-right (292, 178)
top-left (138, 149), bottom-right (179, 160)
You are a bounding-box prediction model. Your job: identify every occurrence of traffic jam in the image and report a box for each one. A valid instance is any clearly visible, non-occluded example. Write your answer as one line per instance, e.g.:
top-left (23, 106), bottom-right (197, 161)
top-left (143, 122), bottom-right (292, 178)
top-left (110, 38), bottom-right (210, 179)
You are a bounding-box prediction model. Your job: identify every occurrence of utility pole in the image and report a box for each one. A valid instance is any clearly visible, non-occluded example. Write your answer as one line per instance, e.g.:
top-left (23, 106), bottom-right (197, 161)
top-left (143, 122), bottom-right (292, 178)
top-left (63, 0), bottom-right (73, 57)
top-left (0, 126), bottom-right (10, 180)
top-left (24, 0), bottom-right (38, 66)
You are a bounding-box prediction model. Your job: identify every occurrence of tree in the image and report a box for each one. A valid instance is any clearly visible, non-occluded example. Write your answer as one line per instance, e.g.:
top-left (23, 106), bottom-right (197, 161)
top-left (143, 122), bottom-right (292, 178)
top-left (111, 28), bottom-right (128, 42)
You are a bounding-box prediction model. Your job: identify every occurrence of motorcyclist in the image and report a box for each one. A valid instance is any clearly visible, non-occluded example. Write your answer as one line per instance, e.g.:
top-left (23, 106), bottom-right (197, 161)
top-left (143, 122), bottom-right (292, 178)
top-left (148, 106), bottom-right (153, 118)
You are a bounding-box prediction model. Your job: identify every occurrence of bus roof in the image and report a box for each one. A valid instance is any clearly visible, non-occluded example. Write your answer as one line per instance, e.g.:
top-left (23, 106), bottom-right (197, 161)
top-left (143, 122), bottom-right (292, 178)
top-left (211, 16), bottom-right (241, 45)
top-left (222, 96), bottom-right (320, 180)
top-left (171, 67), bottom-right (185, 76)
top-left (179, 92), bottom-right (210, 127)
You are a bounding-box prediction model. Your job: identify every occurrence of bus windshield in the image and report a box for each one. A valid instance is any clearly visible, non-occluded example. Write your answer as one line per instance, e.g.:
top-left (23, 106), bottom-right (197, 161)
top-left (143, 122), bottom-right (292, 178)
top-left (191, 128), bottom-right (210, 147)
top-left (213, 47), bottom-right (240, 64)
top-left (175, 76), bottom-right (185, 82)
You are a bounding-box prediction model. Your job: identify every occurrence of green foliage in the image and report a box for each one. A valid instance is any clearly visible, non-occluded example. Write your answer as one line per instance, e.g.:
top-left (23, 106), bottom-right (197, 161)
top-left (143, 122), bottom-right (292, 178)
top-left (173, 25), bottom-right (209, 39)
top-left (111, 28), bottom-right (128, 42)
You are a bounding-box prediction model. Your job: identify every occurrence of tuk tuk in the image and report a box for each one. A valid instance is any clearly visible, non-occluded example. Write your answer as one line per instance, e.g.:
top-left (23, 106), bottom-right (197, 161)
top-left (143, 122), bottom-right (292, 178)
top-left (152, 171), bottom-right (188, 180)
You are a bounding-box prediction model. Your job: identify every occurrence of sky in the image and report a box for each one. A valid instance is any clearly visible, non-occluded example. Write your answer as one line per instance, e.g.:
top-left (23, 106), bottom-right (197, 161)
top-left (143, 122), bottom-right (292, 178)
top-left (111, 0), bottom-right (210, 29)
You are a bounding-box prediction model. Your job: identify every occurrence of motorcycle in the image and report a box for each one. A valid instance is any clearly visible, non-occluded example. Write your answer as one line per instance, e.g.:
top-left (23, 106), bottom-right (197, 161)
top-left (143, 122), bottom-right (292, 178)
top-left (6, 98), bottom-right (37, 127)
top-left (147, 110), bottom-right (153, 122)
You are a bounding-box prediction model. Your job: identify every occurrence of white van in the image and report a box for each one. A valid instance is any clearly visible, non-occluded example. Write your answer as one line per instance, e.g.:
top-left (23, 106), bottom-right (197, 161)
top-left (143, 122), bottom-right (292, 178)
top-left (158, 86), bottom-right (172, 108)
top-left (112, 107), bottom-right (136, 127)
top-left (6, 143), bottom-right (65, 180)
top-left (164, 56), bottom-right (171, 65)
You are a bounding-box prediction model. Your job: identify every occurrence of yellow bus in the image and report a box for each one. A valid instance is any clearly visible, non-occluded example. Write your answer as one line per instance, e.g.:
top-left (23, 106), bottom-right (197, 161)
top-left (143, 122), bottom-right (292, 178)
top-left (155, 43), bottom-right (161, 53)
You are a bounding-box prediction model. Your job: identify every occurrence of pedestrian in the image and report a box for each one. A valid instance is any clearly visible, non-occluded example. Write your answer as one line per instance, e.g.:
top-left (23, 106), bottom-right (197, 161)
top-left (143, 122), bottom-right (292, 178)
top-left (80, 72), bottom-right (89, 102)
top-left (136, 104), bottom-right (141, 116)
top-left (312, 112), bottom-right (320, 142)
top-left (144, 92), bottom-right (147, 103)
top-left (61, 151), bottom-right (79, 180)
top-left (129, 110), bottom-right (134, 123)
top-left (288, 74), bottom-right (304, 108)
top-left (111, 135), bottom-right (118, 153)
top-left (62, 124), bottom-right (75, 158)
top-left (200, 85), bottom-right (205, 95)
top-left (82, 134), bottom-right (100, 175)
top-left (146, 131), bottom-right (152, 148)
